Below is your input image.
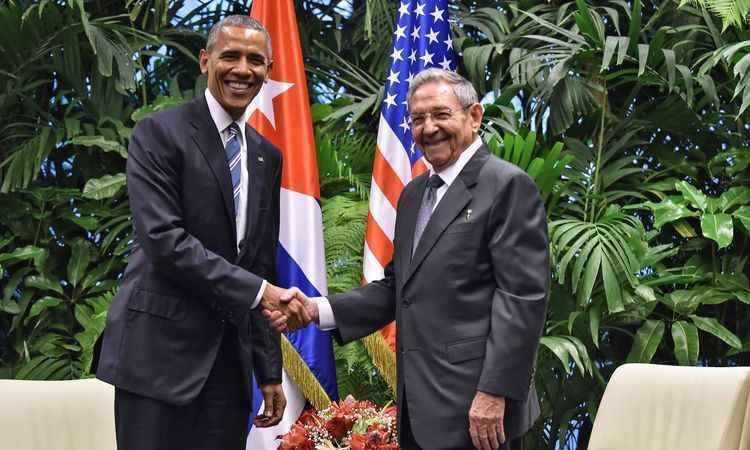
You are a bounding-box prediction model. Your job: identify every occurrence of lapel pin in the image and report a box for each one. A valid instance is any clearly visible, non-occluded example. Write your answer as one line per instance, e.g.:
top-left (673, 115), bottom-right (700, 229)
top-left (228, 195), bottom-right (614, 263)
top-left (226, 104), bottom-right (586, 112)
top-left (465, 208), bottom-right (472, 222)
top-left (257, 155), bottom-right (264, 163)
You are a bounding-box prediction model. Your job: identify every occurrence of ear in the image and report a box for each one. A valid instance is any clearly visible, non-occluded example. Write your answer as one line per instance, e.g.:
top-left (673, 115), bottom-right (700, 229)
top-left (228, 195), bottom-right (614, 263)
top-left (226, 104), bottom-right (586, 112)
top-left (264, 59), bottom-right (274, 81)
top-left (468, 103), bottom-right (484, 130)
top-left (199, 49), bottom-right (209, 74)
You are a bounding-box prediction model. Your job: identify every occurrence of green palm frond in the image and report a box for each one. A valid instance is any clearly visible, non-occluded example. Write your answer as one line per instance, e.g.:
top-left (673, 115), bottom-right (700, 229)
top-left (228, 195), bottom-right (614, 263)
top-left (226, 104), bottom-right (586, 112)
top-left (682, 0), bottom-right (750, 30)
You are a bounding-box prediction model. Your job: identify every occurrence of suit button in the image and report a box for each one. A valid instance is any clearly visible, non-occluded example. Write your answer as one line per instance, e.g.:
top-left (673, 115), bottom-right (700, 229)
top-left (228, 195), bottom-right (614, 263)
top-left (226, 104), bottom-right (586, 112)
top-left (402, 298), bottom-right (411, 308)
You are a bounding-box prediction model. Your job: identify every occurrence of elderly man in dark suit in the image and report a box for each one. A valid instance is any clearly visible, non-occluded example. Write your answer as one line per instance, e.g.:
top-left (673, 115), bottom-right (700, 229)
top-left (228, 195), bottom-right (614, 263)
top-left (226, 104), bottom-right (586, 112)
top-left (96, 15), bottom-right (308, 450)
top-left (268, 68), bottom-right (549, 450)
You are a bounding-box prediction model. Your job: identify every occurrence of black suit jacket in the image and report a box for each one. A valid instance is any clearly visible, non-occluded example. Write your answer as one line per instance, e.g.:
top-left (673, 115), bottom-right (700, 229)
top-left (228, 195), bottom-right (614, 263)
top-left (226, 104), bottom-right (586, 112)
top-left (330, 146), bottom-right (549, 449)
top-left (97, 95), bottom-right (282, 406)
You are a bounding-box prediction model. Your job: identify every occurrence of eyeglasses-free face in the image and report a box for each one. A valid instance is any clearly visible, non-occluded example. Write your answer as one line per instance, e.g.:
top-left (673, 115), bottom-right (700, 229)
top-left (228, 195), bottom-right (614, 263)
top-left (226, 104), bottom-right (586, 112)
top-left (408, 81), bottom-right (483, 172)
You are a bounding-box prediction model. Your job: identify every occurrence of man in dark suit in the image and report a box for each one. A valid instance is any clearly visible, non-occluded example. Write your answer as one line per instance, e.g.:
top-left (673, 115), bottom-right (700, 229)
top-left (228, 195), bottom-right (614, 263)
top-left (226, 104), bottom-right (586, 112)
top-left (268, 68), bottom-right (549, 450)
top-left (97, 15), bottom-right (308, 450)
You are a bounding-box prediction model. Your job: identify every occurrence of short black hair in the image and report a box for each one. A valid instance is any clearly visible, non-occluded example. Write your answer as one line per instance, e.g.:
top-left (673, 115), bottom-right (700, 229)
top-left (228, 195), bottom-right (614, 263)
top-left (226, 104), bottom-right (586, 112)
top-left (205, 15), bottom-right (272, 59)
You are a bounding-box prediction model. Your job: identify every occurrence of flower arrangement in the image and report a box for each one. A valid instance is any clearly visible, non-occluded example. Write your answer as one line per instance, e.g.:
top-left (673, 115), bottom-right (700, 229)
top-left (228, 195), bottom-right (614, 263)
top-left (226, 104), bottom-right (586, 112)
top-left (277, 395), bottom-right (400, 450)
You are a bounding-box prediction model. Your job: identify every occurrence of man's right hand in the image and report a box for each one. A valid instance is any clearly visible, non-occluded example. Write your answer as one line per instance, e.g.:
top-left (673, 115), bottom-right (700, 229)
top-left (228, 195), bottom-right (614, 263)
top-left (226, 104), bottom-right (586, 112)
top-left (260, 284), bottom-right (311, 330)
top-left (263, 287), bottom-right (317, 332)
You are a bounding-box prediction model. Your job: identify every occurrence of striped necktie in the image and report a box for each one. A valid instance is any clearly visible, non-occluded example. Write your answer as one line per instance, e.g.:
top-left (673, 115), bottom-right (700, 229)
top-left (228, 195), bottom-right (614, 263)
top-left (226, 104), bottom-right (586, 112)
top-left (412, 174), bottom-right (445, 256)
top-left (225, 122), bottom-right (242, 217)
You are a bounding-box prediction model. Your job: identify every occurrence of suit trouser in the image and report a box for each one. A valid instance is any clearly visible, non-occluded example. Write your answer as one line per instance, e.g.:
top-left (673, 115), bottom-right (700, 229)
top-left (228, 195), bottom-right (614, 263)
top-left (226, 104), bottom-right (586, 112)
top-left (400, 396), bottom-right (525, 450)
top-left (114, 326), bottom-right (249, 450)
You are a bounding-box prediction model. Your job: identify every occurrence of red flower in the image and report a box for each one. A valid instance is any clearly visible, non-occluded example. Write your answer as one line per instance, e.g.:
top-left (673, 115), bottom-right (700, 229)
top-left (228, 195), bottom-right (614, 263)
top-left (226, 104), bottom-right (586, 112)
top-left (277, 424), bottom-right (314, 450)
top-left (350, 433), bottom-right (367, 450)
top-left (298, 410), bottom-right (319, 427)
top-left (383, 406), bottom-right (397, 419)
top-left (325, 415), bottom-right (350, 440)
top-left (377, 444), bottom-right (400, 450)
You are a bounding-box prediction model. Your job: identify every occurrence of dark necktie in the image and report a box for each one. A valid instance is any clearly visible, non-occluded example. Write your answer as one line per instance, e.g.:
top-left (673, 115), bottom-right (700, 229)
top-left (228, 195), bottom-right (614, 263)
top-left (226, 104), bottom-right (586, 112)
top-left (225, 123), bottom-right (242, 217)
top-left (412, 174), bottom-right (445, 256)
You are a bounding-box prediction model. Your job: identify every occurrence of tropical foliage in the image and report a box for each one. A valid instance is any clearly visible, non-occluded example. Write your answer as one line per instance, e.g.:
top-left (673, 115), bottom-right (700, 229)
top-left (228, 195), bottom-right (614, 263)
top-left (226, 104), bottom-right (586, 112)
top-left (1, 1), bottom-right (749, 449)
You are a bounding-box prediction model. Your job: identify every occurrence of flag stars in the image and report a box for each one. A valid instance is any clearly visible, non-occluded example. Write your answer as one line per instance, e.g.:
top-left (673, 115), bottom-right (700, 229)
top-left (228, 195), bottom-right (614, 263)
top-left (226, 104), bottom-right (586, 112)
top-left (444, 35), bottom-right (453, 50)
top-left (408, 49), bottom-right (417, 64)
top-left (431, 6), bottom-right (445, 22)
top-left (398, 2), bottom-right (410, 18)
top-left (414, 2), bottom-right (426, 17)
top-left (387, 69), bottom-right (401, 85)
top-left (420, 50), bottom-right (434, 66)
top-left (410, 143), bottom-right (416, 154)
top-left (394, 24), bottom-right (406, 41)
top-left (390, 47), bottom-right (403, 63)
top-left (426, 28), bottom-right (440, 44)
top-left (411, 25), bottom-right (421, 41)
top-left (406, 71), bottom-right (415, 84)
top-left (384, 92), bottom-right (398, 108)
top-left (439, 55), bottom-right (452, 70)
top-left (400, 117), bottom-right (410, 133)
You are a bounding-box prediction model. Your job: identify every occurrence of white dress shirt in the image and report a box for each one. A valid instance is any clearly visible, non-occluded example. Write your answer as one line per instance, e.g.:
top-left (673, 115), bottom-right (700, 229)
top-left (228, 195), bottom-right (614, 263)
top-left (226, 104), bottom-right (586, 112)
top-left (205, 89), bottom-right (266, 308)
top-left (314, 136), bottom-right (483, 328)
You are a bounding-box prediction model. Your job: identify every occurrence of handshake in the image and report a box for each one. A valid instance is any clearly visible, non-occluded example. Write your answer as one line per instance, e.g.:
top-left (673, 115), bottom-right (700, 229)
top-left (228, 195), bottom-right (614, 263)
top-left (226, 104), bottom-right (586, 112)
top-left (259, 284), bottom-right (317, 332)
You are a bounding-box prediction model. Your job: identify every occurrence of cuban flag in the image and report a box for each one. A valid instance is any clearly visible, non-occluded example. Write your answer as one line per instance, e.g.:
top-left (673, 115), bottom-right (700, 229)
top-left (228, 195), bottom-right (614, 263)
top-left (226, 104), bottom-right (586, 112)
top-left (363, 0), bottom-right (457, 349)
top-left (245, 0), bottom-right (338, 447)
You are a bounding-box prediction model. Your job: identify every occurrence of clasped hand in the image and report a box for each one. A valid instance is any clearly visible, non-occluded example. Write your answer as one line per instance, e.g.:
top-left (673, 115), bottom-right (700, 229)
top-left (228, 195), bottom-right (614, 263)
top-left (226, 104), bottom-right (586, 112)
top-left (260, 284), bottom-right (315, 332)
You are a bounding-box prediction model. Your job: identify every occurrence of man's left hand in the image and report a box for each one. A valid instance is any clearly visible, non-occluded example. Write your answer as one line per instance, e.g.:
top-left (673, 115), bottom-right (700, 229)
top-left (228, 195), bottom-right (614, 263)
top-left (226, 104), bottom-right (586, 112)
top-left (469, 391), bottom-right (506, 450)
top-left (254, 383), bottom-right (286, 427)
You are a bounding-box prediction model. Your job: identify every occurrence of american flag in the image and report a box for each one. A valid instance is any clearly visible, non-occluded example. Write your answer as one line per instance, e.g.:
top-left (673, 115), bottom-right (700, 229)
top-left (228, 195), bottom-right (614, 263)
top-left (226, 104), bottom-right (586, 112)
top-left (363, 0), bottom-right (458, 349)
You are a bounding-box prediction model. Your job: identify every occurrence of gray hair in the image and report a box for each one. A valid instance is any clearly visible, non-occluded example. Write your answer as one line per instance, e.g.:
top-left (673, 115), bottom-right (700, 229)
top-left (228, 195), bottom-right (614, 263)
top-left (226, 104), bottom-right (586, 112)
top-left (407, 68), bottom-right (478, 109)
top-left (206, 15), bottom-right (272, 60)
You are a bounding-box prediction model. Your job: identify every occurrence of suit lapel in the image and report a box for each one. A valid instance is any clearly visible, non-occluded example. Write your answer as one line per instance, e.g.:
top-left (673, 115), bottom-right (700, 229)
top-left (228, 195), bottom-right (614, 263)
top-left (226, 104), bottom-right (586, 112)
top-left (401, 146), bottom-right (491, 288)
top-left (190, 96), bottom-right (237, 241)
top-left (238, 125), bottom-right (266, 262)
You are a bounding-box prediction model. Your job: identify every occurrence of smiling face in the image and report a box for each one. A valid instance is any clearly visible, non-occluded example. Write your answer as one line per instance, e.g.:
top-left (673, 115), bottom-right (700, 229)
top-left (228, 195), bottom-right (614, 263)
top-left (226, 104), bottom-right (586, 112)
top-left (199, 26), bottom-right (272, 120)
top-left (409, 81), bottom-right (483, 172)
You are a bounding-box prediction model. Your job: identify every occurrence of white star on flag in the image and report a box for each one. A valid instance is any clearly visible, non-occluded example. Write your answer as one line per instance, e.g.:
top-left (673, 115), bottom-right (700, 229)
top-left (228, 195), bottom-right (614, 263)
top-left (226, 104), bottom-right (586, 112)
top-left (406, 71), bottom-right (415, 84)
top-left (431, 6), bottom-right (445, 21)
top-left (398, 1), bottom-right (410, 18)
top-left (384, 92), bottom-right (397, 108)
top-left (411, 25), bottom-right (421, 41)
top-left (426, 28), bottom-right (440, 44)
top-left (387, 70), bottom-right (401, 85)
top-left (444, 35), bottom-right (453, 49)
top-left (391, 47), bottom-right (404, 63)
top-left (420, 50), bottom-right (434, 65)
top-left (248, 78), bottom-right (294, 130)
top-left (394, 24), bottom-right (407, 40)
top-left (400, 117), bottom-right (410, 133)
top-left (439, 55), bottom-right (452, 70)
top-left (414, 2), bottom-right (426, 16)
top-left (409, 49), bottom-right (417, 63)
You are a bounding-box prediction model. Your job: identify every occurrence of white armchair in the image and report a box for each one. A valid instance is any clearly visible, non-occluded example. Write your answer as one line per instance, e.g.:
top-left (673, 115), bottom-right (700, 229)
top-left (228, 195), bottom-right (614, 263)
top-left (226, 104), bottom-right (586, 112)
top-left (0, 378), bottom-right (116, 450)
top-left (588, 363), bottom-right (750, 450)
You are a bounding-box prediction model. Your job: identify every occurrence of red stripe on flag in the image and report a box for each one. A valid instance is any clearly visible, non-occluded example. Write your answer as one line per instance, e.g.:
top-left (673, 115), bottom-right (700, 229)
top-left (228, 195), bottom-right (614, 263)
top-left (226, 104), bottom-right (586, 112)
top-left (412, 158), bottom-right (429, 178)
top-left (372, 148), bottom-right (405, 209)
top-left (365, 213), bottom-right (394, 268)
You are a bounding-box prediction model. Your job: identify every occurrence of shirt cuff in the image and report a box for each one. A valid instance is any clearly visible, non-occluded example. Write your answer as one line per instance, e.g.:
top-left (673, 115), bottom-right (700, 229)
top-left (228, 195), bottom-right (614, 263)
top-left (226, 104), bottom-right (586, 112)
top-left (251, 279), bottom-right (267, 309)
top-left (313, 297), bottom-right (337, 330)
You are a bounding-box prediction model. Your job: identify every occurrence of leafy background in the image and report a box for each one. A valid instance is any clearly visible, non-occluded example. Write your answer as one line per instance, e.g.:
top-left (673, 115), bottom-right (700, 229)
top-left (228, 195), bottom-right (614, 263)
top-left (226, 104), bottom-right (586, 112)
top-left (1, 0), bottom-right (749, 448)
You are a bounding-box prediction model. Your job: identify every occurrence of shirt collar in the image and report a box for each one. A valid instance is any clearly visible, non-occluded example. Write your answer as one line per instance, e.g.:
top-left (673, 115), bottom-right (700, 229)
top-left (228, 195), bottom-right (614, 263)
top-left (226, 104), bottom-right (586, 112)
top-left (429, 136), bottom-right (482, 187)
top-left (204, 88), bottom-right (253, 138)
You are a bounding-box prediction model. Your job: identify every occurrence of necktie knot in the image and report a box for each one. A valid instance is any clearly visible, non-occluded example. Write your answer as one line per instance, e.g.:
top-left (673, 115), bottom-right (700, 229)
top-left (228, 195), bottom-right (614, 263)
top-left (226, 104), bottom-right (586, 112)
top-left (227, 122), bottom-right (241, 138)
top-left (427, 174), bottom-right (445, 190)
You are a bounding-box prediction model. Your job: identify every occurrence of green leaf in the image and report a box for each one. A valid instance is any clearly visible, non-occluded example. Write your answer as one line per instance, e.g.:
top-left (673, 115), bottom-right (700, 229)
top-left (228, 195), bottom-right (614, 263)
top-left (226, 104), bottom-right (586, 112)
top-left (601, 253), bottom-right (625, 313)
top-left (690, 315), bottom-right (742, 349)
top-left (627, 0), bottom-right (642, 54)
top-left (700, 213), bottom-right (734, 249)
top-left (82, 173), bottom-right (126, 200)
top-left (675, 180), bottom-right (708, 212)
top-left (67, 238), bottom-right (92, 288)
top-left (589, 302), bottom-right (601, 348)
top-left (26, 296), bottom-right (64, 320)
top-left (735, 291), bottom-right (750, 304)
top-left (671, 321), bottom-right (699, 366)
top-left (719, 187), bottom-right (750, 212)
top-left (645, 198), bottom-right (698, 229)
top-left (663, 49), bottom-right (677, 91)
top-left (733, 206), bottom-right (750, 232)
top-left (0, 299), bottom-right (21, 314)
top-left (661, 289), bottom-right (700, 315)
top-left (635, 284), bottom-right (656, 302)
top-left (0, 245), bottom-right (46, 265)
top-left (25, 275), bottom-right (64, 295)
top-left (637, 44), bottom-right (649, 77)
top-left (70, 135), bottom-right (127, 159)
top-left (626, 320), bottom-right (665, 363)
